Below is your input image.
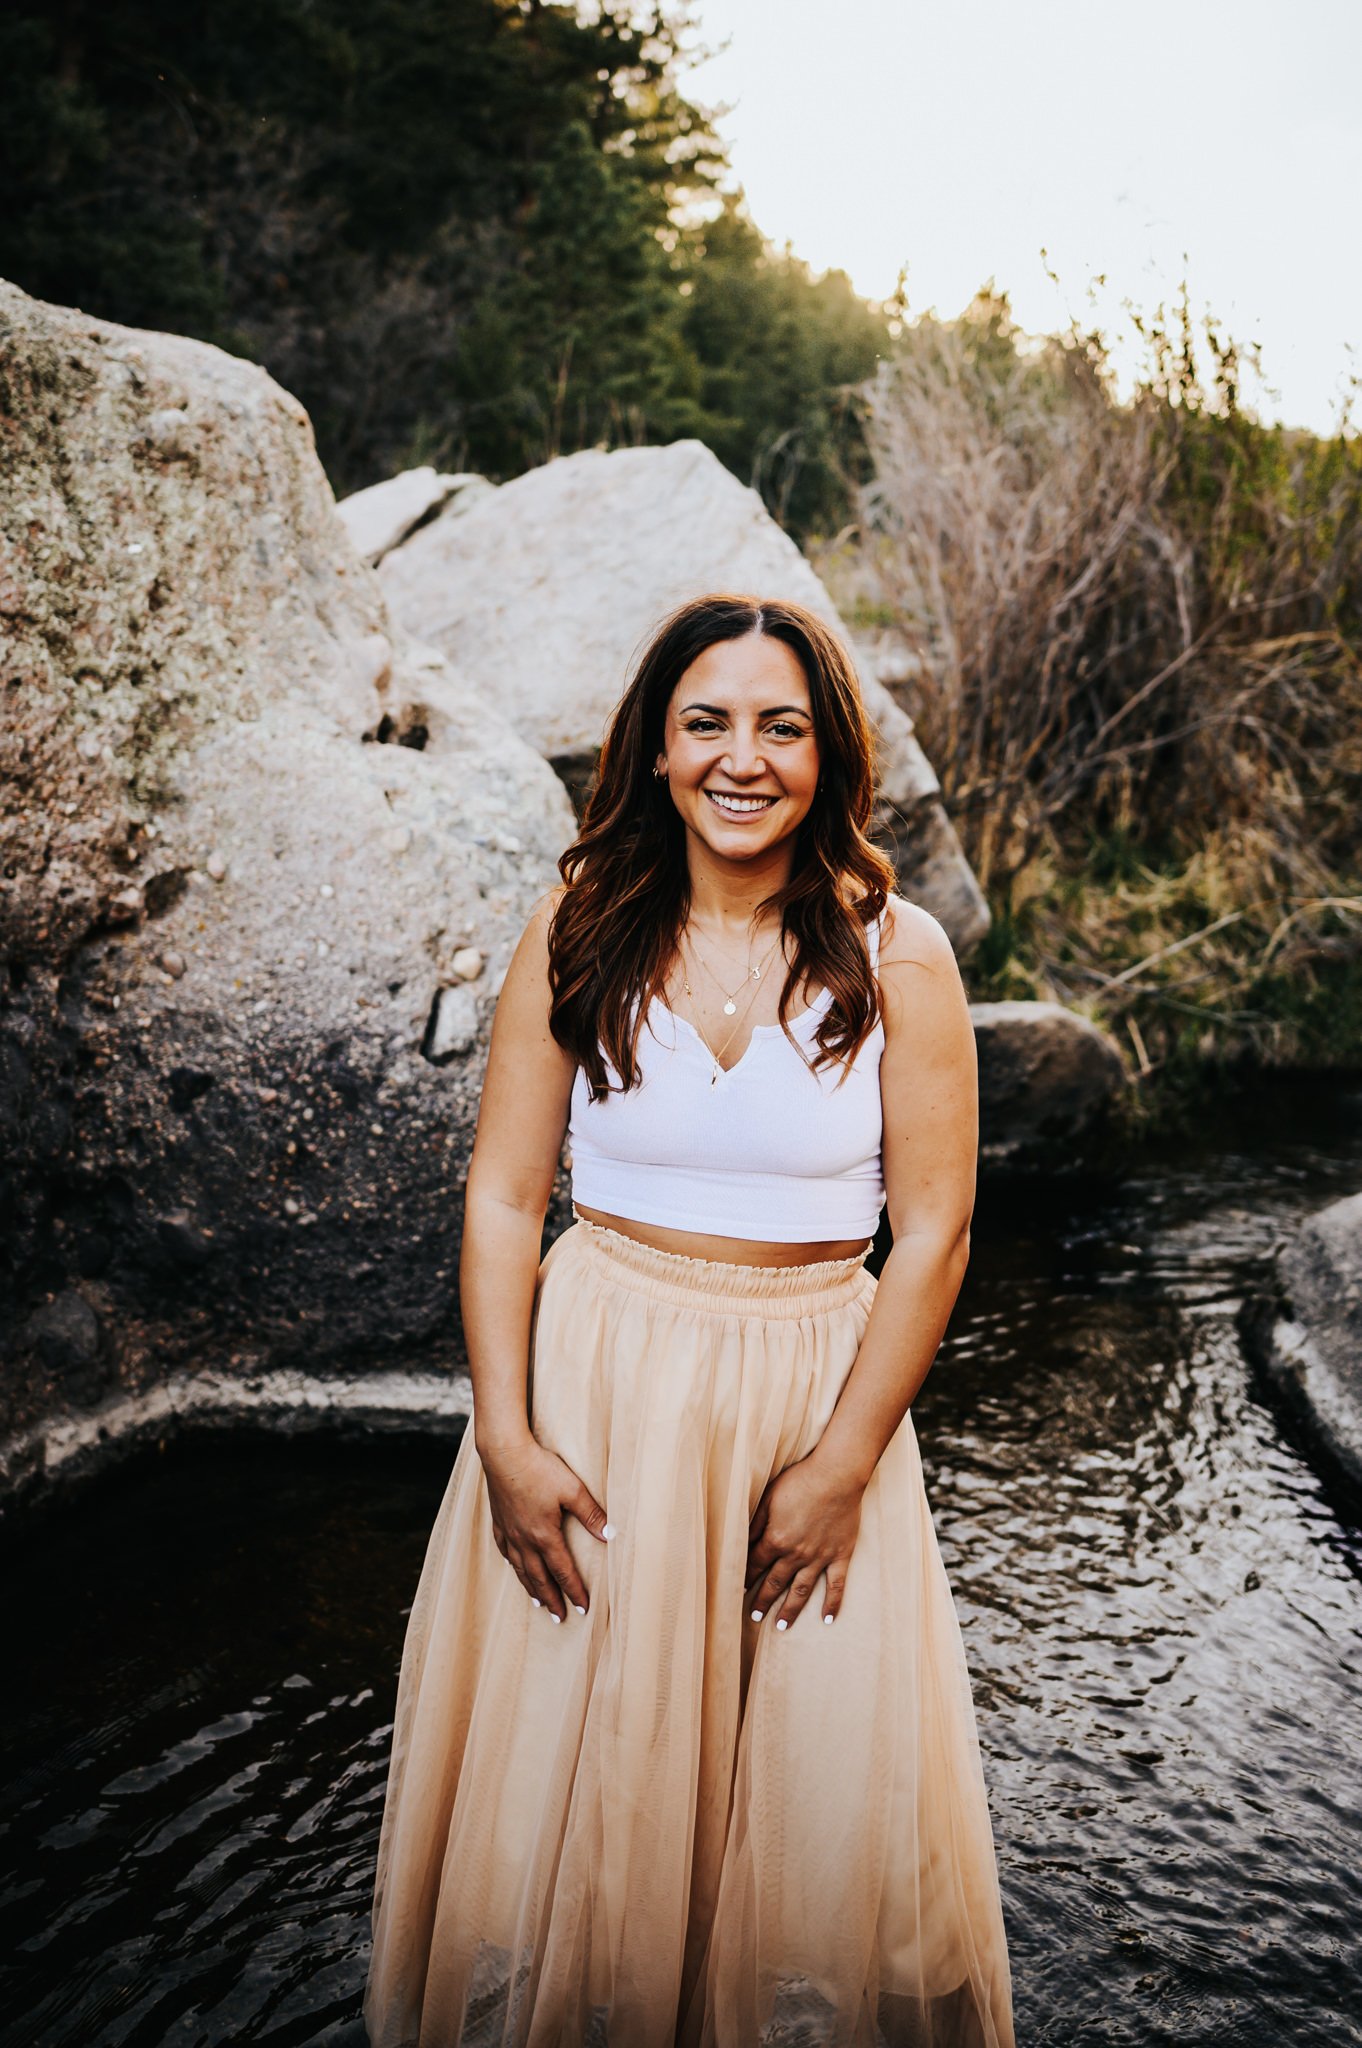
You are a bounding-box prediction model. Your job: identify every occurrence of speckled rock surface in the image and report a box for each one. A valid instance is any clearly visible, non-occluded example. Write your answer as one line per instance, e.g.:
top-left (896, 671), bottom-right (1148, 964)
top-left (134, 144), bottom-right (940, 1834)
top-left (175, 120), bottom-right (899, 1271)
top-left (378, 440), bottom-right (990, 954)
top-left (0, 280), bottom-right (575, 1494)
top-left (970, 999), bottom-right (1127, 1169)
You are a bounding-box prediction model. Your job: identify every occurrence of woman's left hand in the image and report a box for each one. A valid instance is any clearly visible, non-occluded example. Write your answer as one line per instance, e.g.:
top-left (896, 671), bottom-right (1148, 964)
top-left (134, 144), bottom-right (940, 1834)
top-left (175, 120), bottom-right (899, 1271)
top-left (744, 1450), bottom-right (866, 1629)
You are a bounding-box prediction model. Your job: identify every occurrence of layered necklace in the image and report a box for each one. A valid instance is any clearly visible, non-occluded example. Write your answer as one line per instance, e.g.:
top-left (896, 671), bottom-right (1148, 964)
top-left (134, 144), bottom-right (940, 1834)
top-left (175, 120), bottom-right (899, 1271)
top-left (677, 921), bottom-right (785, 1085)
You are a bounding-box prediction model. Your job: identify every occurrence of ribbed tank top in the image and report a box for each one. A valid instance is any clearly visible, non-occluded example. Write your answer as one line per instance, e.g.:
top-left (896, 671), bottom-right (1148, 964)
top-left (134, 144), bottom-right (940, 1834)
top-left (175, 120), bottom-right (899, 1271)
top-left (566, 913), bottom-right (886, 1243)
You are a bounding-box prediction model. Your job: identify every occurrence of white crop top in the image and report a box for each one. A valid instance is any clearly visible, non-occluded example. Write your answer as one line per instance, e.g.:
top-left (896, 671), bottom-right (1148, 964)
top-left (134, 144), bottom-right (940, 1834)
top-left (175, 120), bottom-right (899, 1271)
top-left (567, 913), bottom-right (886, 1242)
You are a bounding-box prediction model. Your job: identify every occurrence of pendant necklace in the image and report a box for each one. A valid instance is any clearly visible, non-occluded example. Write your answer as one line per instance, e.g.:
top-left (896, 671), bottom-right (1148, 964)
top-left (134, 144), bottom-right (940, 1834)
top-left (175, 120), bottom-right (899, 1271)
top-left (678, 925), bottom-right (785, 1084)
top-left (694, 981), bottom-right (764, 1086)
top-left (681, 926), bottom-right (783, 1016)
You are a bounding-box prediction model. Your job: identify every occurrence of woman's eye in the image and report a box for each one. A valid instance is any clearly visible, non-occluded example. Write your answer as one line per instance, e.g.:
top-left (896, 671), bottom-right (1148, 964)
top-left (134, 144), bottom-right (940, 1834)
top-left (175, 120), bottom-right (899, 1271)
top-left (682, 718), bottom-right (808, 738)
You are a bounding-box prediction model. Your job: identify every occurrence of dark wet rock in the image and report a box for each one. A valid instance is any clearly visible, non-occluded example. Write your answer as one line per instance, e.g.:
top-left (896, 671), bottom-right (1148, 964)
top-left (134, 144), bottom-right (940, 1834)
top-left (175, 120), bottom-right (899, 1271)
top-left (24, 1291), bottom-right (109, 1407)
top-left (971, 1000), bottom-right (1128, 1170)
top-left (165, 1067), bottom-right (215, 1114)
top-left (1240, 1191), bottom-right (1362, 1496)
top-left (155, 1210), bottom-right (215, 1269)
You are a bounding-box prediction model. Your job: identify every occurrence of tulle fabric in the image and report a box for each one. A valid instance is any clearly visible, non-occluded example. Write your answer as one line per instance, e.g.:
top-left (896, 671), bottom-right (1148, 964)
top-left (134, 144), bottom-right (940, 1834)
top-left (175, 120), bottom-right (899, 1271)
top-left (364, 1218), bottom-right (1014, 2048)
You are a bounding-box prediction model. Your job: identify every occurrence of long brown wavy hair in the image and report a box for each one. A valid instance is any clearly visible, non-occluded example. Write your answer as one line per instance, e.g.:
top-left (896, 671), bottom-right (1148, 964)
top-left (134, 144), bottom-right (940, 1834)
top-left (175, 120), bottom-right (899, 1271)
top-left (550, 593), bottom-right (897, 1098)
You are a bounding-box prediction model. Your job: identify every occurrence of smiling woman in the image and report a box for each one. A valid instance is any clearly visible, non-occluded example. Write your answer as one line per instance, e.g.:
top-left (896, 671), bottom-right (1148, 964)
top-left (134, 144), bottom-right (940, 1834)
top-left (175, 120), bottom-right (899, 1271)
top-left (364, 594), bottom-right (1016, 2046)
top-left (665, 633), bottom-right (821, 855)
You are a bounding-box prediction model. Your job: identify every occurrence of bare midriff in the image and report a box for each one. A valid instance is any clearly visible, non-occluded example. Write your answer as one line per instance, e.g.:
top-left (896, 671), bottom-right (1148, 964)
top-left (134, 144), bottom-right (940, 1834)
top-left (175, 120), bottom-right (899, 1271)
top-left (572, 1204), bottom-right (873, 1267)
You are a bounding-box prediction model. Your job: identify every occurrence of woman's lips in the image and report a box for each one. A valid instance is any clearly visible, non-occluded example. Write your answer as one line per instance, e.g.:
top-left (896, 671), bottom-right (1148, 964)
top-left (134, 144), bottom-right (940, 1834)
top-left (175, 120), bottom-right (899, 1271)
top-left (704, 790), bottom-right (779, 817)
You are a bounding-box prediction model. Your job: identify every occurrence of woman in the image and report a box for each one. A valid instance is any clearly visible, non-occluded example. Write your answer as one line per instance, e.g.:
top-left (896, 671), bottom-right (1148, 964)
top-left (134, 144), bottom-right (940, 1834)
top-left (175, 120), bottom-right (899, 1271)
top-left (364, 594), bottom-right (1015, 2048)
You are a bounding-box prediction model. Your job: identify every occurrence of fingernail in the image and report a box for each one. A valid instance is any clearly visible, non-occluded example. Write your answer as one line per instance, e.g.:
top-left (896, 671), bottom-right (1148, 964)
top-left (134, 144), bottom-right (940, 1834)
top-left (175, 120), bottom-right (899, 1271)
top-left (574, 1604), bottom-right (586, 1615)
top-left (550, 1613), bottom-right (562, 1625)
top-left (750, 1609), bottom-right (763, 1622)
top-left (824, 1613), bottom-right (835, 1625)
top-left (531, 1598), bottom-right (542, 1608)
top-left (776, 1618), bottom-right (788, 1631)
top-left (602, 1522), bottom-right (617, 1540)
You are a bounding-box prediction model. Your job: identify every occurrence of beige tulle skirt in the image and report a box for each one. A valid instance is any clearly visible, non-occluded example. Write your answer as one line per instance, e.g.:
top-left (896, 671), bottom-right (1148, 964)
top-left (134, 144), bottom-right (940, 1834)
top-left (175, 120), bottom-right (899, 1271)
top-left (364, 1217), bottom-right (1014, 2048)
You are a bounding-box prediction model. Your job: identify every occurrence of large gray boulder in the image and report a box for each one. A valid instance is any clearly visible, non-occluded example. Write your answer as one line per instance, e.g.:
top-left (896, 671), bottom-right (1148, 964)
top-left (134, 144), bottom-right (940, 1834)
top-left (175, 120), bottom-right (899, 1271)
top-left (374, 442), bottom-right (990, 954)
top-left (970, 1000), bottom-right (1127, 1169)
top-left (337, 465), bottom-right (491, 566)
top-left (0, 280), bottom-right (575, 1496)
top-left (1242, 1192), bottom-right (1362, 1496)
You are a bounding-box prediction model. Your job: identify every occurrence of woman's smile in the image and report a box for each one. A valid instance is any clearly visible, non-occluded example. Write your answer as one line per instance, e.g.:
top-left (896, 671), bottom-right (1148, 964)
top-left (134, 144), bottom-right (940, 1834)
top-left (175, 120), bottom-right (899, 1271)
top-left (705, 789), bottom-right (779, 817)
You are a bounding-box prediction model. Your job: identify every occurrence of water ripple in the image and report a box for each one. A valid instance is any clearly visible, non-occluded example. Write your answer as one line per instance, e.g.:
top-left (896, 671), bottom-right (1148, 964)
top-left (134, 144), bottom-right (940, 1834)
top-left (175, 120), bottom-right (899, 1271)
top-left (3, 1079), bottom-right (1362, 2044)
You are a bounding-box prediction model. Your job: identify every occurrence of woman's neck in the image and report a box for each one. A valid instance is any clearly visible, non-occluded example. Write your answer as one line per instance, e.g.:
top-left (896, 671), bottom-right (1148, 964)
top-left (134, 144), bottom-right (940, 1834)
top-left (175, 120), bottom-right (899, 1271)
top-left (683, 839), bottom-right (793, 937)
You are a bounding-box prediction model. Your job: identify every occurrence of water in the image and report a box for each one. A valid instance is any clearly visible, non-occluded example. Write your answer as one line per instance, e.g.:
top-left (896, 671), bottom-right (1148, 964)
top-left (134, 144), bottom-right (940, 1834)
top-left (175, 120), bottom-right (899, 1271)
top-left (3, 1079), bottom-right (1362, 2046)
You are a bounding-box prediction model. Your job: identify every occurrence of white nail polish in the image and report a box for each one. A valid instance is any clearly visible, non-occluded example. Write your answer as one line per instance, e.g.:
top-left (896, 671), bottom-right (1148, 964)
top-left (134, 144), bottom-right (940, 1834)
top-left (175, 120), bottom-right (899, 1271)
top-left (531, 1598), bottom-right (542, 1608)
top-left (824, 1613), bottom-right (835, 1625)
top-left (776, 1618), bottom-right (788, 1631)
top-left (550, 1613), bottom-right (562, 1624)
top-left (574, 1604), bottom-right (586, 1615)
top-left (750, 1609), bottom-right (763, 1622)
top-left (602, 1522), bottom-right (617, 1540)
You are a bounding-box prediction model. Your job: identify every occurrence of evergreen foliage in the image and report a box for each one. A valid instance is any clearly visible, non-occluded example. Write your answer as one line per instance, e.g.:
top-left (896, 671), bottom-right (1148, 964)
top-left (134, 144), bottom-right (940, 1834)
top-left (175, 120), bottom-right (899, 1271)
top-left (0, 0), bottom-right (889, 524)
top-left (679, 198), bottom-right (888, 536)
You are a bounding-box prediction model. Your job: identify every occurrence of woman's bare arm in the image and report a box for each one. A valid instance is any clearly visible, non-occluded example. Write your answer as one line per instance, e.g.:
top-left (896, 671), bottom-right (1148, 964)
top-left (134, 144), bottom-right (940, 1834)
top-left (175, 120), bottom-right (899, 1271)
top-left (745, 895), bottom-right (978, 1628)
top-left (807, 894), bottom-right (978, 1483)
top-left (459, 889), bottom-right (611, 1621)
top-left (460, 890), bottom-right (575, 1455)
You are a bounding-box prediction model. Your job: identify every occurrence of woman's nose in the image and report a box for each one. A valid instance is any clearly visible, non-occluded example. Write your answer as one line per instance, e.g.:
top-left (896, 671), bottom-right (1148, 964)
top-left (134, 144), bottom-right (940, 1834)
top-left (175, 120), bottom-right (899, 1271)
top-left (721, 732), bottom-right (765, 777)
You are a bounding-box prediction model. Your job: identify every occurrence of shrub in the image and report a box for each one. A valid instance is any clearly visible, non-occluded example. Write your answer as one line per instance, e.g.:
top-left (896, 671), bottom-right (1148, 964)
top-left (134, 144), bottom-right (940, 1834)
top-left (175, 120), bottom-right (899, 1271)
top-left (856, 284), bottom-right (1362, 1082)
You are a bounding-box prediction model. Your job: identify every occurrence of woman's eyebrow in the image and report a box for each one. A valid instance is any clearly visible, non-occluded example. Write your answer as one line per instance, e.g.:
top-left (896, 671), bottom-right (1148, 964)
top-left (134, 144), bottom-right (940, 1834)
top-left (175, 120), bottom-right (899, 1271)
top-left (679, 701), bottom-right (811, 717)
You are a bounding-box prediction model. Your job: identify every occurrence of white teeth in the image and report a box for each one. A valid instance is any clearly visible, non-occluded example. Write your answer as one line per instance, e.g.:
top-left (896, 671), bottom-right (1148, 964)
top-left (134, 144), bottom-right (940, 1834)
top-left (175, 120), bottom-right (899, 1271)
top-left (707, 792), bottom-right (775, 814)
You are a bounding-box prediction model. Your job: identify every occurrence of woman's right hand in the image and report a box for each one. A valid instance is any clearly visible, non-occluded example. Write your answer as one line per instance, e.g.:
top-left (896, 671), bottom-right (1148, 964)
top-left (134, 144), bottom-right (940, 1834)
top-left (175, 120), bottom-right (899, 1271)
top-left (478, 1432), bottom-right (613, 1622)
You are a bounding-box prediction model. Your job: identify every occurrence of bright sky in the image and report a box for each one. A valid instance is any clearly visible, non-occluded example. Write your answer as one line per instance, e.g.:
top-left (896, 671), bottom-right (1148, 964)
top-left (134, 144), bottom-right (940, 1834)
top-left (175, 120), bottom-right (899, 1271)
top-left (682, 0), bottom-right (1361, 437)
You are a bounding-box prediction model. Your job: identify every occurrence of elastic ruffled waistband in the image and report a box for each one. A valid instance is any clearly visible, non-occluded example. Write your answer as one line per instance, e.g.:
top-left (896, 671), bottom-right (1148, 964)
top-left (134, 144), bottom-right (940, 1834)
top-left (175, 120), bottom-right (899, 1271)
top-left (566, 1212), bottom-right (873, 1318)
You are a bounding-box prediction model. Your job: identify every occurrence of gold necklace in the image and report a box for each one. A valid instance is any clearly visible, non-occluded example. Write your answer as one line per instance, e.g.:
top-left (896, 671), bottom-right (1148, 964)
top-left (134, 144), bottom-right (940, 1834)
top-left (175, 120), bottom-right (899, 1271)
top-left (677, 927), bottom-right (785, 1084)
top-left (681, 925), bottom-right (783, 1016)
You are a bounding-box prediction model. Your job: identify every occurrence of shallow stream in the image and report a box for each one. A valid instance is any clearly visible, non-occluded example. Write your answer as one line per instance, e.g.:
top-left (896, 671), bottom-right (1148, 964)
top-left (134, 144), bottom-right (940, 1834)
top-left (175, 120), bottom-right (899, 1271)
top-left (3, 1079), bottom-right (1361, 2046)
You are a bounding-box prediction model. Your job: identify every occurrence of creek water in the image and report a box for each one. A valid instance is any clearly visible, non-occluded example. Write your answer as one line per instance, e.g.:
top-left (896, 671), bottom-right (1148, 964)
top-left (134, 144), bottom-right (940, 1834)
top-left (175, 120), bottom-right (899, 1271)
top-left (3, 1079), bottom-right (1361, 2047)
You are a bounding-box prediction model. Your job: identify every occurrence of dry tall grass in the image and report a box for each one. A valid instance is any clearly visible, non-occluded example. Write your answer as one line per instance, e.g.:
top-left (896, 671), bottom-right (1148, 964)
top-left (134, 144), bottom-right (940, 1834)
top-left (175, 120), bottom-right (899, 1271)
top-left (852, 289), bottom-right (1362, 1090)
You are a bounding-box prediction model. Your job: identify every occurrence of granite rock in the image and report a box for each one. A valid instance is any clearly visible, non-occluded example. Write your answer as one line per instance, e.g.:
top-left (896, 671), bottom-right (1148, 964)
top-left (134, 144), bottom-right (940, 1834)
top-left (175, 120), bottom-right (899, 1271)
top-left (1241, 1191), bottom-right (1362, 1496)
top-left (0, 279), bottom-right (575, 1481)
top-left (970, 1000), bottom-right (1127, 1169)
top-left (337, 465), bottom-right (492, 566)
top-left (379, 440), bottom-right (990, 953)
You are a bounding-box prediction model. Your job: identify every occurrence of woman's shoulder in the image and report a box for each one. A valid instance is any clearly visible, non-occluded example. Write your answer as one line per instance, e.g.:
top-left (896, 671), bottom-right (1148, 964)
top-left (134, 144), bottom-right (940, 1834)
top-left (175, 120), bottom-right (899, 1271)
top-left (873, 894), bottom-right (970, 1056)
top-left (876, 892), bottom-right (958, 972)
top-left (517, 883), bottom-right (567, 944)
top-left (497, 886), bottom-right (565, 999)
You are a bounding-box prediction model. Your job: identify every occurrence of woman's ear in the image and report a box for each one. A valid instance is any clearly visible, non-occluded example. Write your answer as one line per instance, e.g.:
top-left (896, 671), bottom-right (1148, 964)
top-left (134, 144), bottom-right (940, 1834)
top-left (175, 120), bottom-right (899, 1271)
top-left (652, 755), bottom-right (669, 780)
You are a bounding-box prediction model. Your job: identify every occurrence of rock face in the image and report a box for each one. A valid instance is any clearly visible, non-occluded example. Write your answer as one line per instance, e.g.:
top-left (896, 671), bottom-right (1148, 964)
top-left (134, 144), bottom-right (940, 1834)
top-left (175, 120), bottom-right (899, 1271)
top-left (1241, 1192), bottom-right (1362, 1496)
top-left (377, 442), bottom-right (990, 954)
top-left (0, 280), bottom-right (576, 1491)
top-left (337, 466), bottom-right (491, 566)
top-left (970, 1001), bottom-right (1127, 1169)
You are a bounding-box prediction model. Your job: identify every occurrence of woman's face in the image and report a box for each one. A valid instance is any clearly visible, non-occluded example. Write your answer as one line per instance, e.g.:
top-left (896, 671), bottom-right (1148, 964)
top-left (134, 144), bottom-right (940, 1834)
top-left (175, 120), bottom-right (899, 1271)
top-left (657, 631), bottom-right (821, 865)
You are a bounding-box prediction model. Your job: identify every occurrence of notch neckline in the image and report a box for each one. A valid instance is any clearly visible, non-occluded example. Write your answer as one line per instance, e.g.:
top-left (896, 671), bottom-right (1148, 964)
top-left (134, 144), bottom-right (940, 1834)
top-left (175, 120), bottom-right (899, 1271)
top-left (649, 984), bottom-right (833, 1077)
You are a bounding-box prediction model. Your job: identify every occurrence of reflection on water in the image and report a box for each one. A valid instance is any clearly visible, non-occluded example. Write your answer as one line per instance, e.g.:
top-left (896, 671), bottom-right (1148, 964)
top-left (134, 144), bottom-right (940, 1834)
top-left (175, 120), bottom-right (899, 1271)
top-left (3, 1079), bottom-right (1362, 2047)
top-left (0, 1434), bottom-right (439, 2047)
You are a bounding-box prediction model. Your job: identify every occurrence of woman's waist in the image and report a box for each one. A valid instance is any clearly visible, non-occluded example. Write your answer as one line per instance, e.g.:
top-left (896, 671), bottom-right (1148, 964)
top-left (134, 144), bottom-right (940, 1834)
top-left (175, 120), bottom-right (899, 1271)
top-left (571, 1203), bottom-right (873, 1268)
top-left (564, 1209), bottom-right (874, 1318)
